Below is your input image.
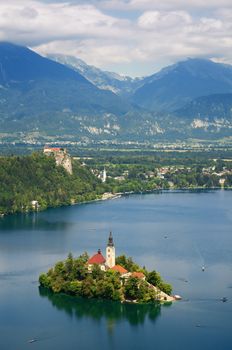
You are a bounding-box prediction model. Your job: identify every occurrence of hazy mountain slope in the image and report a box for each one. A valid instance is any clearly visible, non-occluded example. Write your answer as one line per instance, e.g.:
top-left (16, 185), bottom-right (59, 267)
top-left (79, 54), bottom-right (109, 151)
top-left (132, 58), bottom-right (232, 112)
top-left (0, 42), bottom-right (131, 128)
top-left (0, 43), bottom-right (231, 142)
top-left (175, 93), bottom-right (232, 120)
top-left (0, 42), bottom-right (88, 84)
top-left (47, 54), bottom-right (143, 95)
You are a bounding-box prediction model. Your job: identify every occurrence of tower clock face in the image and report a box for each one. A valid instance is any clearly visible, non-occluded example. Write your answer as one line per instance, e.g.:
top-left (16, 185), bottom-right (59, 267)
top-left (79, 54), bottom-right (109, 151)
top-left (108, 248), bottom-right (110, 252)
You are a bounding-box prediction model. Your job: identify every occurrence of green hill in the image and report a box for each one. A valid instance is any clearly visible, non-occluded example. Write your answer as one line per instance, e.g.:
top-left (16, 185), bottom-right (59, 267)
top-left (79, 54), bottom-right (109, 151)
top-left (0, 153), bottom-right (103, 215)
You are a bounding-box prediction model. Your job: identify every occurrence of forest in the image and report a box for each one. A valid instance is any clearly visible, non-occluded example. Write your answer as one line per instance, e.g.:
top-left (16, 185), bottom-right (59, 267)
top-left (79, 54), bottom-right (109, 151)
top-left (0, 153), bottom-right (104, 215)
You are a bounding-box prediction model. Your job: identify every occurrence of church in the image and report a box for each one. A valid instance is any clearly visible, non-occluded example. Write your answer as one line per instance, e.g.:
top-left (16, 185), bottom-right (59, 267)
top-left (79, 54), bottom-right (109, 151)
top-left (87, 232), bottom-right (145, 279)
top-left (87, 232), bottom-right (116, 271)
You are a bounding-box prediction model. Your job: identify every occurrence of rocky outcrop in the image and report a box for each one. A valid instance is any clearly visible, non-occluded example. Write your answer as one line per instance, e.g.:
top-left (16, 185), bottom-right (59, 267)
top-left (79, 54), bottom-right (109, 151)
top-left (44, 147), bottom-right (72, 174)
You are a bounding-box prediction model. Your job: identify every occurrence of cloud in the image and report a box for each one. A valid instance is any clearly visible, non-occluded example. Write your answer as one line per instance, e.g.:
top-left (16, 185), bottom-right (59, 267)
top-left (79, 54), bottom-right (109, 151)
top-left (138, 11), bottom-right (192, 29)
top-left (100, 0), bottom-right (232, 11)
top-left (0, 1), bottom-right (128, 45)
top-left (0, 1), bottom-right (232, 76)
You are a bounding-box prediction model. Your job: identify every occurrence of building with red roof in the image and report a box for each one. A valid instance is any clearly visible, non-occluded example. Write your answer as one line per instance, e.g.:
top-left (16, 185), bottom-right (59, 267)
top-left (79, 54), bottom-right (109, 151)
top-left (88, 233), bottom-right (116, 272)
top-left (87, 234), bottom-right (147, 283)
top-left (131, 272), bottom-right (145, 280)
top-left (88, 249), bottom-right (106, 271)
top-left (110, 265), bottom-right (128, 275)
top-left (88, 249), bottom-right (106, 265)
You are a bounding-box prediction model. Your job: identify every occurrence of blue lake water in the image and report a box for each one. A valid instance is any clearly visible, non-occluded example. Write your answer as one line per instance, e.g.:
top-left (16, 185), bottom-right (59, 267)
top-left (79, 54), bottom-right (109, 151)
top-left (0, 190), bottom-right (232, 350)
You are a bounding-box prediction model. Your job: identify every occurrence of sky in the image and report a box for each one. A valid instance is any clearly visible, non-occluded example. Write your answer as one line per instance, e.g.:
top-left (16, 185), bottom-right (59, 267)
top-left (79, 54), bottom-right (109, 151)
top-left (0, 0), bottom-right (232, 77)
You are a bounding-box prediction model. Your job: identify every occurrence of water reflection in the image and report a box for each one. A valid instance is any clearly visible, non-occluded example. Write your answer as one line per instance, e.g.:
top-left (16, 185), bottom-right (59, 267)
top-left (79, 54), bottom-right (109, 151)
top-left (0, 212), bottom-right (73, 231)
top-left (39, 287), bottom-right (164, 329)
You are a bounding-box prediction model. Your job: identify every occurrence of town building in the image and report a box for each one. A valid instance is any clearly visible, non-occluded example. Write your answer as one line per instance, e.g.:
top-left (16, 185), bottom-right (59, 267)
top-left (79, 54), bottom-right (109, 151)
top-left (111, 265), bottom-right (128, 274)
top-left (31, 200), bottom-right (39, 210)
top-left (103, 168), bottom-right (107, 182)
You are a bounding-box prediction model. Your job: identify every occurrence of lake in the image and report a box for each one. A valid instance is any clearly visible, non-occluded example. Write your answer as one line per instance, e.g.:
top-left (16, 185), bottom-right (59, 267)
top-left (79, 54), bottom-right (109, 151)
top-left (0, 190), bottom-right (232, 350)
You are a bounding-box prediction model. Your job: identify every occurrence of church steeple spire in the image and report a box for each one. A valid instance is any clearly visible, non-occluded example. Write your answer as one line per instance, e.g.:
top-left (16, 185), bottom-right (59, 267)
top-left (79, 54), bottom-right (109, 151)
top-left (108, 231), bottom-right (114, 247)
top-left (106, 231), bottom-right (115, 268)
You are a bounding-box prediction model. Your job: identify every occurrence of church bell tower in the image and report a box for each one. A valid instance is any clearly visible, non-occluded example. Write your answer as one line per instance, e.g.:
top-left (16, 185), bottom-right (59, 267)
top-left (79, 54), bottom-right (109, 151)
top-left (106, 232), bottom-right (115, 268)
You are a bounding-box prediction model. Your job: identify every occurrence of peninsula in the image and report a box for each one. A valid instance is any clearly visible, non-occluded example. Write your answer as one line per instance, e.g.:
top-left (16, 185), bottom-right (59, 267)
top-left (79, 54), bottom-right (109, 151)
top-left (39, 233), bottom-right (174, 303)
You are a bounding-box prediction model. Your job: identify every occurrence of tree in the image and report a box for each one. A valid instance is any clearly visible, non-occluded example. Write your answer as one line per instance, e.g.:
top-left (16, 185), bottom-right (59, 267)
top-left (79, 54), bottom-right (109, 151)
top-left (124, 277), bottom-right (140, 300)
top-left (65, 252), bottom-right (74, 276)
top-left (116, 255), bottom-right (140, 272)
top-left (91, 264), bottom-right (104, 280)
top-left (73, 256), bottom-right (88, 280)
top-left (39, 273), bottom-right (51, 289)
top-left (147, 270), bottom-right (162, 286)
top-left (81, 277), bottom-right (96, 298)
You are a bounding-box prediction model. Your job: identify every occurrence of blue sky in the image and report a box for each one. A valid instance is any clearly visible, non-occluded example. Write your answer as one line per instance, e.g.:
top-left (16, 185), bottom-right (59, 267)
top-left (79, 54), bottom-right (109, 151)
top-left (0, 0), bottom-right (232, 76)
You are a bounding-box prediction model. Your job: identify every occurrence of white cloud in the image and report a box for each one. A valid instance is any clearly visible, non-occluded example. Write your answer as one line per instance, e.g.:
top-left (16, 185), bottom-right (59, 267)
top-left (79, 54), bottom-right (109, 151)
top-left (0, 1), bottom-right (232, 76)
top-left (138, 11), bottom-right (192, 29)
top-left (0, 1), bottom-right (128, 45)
top-left (101, 0), bottom-right (232, 11)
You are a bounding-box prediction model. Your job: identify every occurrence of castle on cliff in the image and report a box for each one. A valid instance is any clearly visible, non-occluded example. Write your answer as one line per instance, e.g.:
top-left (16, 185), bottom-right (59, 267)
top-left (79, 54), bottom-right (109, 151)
top-left (43, 146), bottom-right (73, 175)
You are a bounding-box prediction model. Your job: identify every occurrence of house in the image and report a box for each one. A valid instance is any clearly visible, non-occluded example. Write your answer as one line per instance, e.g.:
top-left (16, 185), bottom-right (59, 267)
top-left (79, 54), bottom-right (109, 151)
top-left (131, 272), bottom-right (145, 280)
top-left (110, 265), bottom-right (128, 274)
top-left (31, 200), bottom-right (39, 210)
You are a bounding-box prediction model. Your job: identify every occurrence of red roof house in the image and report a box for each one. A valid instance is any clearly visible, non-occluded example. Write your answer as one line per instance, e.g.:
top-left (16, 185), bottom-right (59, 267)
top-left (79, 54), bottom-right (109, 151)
top-left (44, 147), bottom-right (63, 152)
top-left (110, 265), bottom-right (128, 274)
top-left (131, 272), bottom-right (145, 279)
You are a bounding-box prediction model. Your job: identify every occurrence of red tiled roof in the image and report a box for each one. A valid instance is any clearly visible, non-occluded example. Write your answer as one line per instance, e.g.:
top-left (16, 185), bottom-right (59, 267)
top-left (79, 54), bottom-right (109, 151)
top-left (132, 272), bottom-right (145, 279)
top-left (44, 147), bottom-right (62, 151)
top-left (88, 250), bottom-right (106, 265)
top-left (111, 265), bottom-right (128, 274)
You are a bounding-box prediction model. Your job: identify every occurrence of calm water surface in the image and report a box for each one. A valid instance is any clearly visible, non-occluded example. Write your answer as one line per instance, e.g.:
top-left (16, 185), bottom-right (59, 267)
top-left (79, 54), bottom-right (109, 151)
top-left (0, 190), bottom-right (232, 350)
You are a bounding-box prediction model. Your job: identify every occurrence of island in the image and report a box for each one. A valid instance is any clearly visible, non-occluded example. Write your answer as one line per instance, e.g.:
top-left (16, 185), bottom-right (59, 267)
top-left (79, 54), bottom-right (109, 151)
top-left (39, 233), bottom-right (174, 303)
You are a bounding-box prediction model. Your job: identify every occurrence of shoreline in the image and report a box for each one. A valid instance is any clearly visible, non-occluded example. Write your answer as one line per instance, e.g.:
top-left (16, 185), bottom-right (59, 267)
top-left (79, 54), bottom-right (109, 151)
top-left (39, 285), bottom-right (176, 304)
top-left (1, 187), bottom-right (231, 217)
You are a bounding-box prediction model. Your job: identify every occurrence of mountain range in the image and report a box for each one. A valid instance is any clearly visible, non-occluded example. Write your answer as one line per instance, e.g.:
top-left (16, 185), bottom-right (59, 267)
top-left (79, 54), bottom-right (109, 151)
top-left (49, 53), bottom-right (232, 112)
top-left (47, 54), bottom-right (143, 96)
top-left (0, 42), bottom-right (232, 142)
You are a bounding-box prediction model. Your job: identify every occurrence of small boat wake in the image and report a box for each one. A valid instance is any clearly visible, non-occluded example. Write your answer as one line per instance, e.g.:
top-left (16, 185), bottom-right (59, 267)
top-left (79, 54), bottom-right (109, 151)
top-left (27, 332), bottom-right (58, 344)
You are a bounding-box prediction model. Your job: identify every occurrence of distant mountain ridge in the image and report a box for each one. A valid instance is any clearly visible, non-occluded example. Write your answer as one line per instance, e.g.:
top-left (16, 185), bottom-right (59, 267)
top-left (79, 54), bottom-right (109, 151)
top-left (48, 53), bottom-right (232, 116)
top-left (47, 54), bottom-right (143, 95)
top-left (132, 58), bottom-right (232, 112)
top-left (0, 42), bottom-right (133, 135)
top-left (0, 42), bottom-right (88, 84)
top-left (0, 42), bottom-right (232, 142)
top-left (175, 93), bottom-right (232, 120)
